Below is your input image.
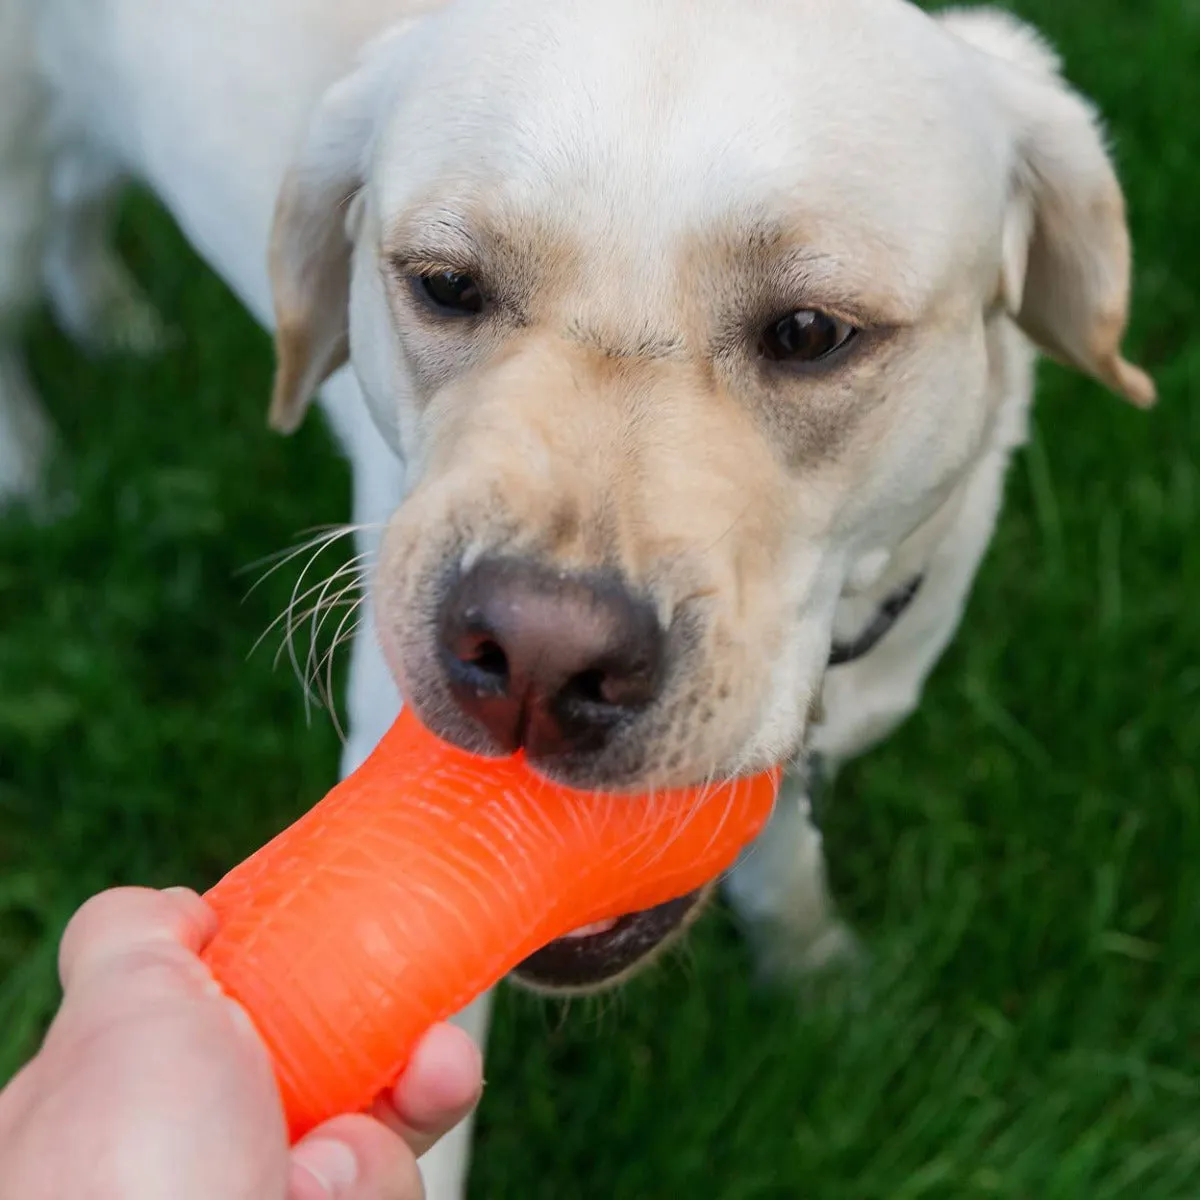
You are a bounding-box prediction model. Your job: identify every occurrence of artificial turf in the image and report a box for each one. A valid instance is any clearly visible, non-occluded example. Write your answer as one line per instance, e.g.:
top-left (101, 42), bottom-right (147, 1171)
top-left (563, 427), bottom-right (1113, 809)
top-left (1, 1), bottom-right (1197, 1194)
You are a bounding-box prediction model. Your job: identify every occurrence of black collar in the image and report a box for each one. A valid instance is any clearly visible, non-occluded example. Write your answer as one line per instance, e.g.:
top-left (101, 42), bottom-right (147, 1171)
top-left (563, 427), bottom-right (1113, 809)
top-left (807, 573), bottom-right (925, 831)
top-left (828, 574), bottom-right (924, 668)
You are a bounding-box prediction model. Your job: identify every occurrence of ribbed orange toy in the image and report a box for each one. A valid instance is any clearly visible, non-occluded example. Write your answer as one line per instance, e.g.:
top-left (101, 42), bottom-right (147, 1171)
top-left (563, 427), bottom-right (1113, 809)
top-left (201, 707), bottom-right (778, 1140)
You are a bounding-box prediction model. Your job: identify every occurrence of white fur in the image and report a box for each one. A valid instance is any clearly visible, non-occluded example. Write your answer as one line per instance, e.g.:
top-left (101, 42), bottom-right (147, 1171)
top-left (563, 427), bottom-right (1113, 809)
top-left (0, 1), bottom-right (1148, 1194)
top-left (0, 0), bottom-right (52, 501)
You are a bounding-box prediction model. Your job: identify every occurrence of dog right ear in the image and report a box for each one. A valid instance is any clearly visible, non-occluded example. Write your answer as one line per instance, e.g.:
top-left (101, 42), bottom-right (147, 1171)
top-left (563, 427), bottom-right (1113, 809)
top-left (938, 7), bottom-right (1154, 408)
top-left (267, 26), bottom-right (412, 434)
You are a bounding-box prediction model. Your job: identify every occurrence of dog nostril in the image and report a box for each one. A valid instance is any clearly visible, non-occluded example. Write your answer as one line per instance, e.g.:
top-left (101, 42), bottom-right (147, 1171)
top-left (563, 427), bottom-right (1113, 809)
top-left (464, 638), bottom-right (509, 682)
top-left (437, 558), bottom-right (666, 756)
top-left (445, 631), bottom-right (512, 696)
top-left (562, 665), bottom-right (656, 709)
top-left (563, 667), bottom-right (607, 706)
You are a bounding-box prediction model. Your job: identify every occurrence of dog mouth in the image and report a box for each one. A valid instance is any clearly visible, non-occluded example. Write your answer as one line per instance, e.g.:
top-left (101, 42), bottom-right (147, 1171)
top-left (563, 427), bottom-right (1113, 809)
top-left (510, 891), bottom-right (703, 991)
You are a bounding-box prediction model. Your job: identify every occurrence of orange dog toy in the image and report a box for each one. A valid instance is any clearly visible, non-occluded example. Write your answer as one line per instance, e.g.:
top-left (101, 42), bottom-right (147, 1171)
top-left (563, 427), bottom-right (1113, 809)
top-left (201, 707), bottom-right (778, 1139)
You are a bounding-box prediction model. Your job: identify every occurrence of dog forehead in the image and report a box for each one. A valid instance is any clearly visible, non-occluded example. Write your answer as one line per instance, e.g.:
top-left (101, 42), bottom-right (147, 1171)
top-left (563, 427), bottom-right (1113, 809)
top-left (372, 0), bottom-right (1009, 292)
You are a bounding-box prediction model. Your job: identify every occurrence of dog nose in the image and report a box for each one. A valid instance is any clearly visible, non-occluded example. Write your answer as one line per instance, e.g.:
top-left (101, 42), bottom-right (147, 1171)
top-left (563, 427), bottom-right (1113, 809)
top-left (437, 558), bottom-right (665, 758)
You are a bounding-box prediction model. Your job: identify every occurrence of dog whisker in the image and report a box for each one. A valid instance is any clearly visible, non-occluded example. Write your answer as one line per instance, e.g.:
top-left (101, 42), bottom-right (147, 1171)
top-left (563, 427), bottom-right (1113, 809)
top-left (315, 604), bottom-right (366, 742)
top-left (248, 525), bottom-right (379, 735)
top-left (249, 553), bottom-right (374, 658)
top-left (252, 557), bottom-right (370, 686)
top-left (303, 568), bottom-right (370, 719)
top-left (238, 523), bottom-right (378, 598)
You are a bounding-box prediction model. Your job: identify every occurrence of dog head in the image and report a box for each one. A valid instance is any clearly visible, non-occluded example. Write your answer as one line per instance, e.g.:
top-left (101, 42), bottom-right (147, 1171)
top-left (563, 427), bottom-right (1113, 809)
top-left (265, 0), bottom-right (1151, 981)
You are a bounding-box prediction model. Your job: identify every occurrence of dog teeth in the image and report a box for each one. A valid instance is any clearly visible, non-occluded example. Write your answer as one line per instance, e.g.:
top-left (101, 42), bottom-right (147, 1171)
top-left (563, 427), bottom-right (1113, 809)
top-left (561, 918), bottom-right (620, 939)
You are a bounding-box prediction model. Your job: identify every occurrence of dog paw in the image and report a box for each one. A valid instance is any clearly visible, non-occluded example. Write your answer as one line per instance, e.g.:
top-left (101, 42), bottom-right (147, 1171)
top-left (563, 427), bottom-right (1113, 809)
top-left (0, 351), bottom-right (55, 509)
top-left (47, 255), bottom-right (175, 357)
top-left (80, 275), bottom-right (174, 357)
top-left (742, 914), bottom-right (866, 989)
top-left (97, 285), bottom-right (174, 356)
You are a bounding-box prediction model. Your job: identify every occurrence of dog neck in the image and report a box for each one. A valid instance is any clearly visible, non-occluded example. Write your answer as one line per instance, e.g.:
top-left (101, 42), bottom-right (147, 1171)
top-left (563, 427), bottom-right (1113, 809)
top-left (827, 462), bottom-right (979, 666)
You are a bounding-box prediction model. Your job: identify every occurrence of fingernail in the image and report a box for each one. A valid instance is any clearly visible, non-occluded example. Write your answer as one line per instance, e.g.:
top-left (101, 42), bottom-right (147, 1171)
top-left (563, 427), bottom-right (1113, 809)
top-left (292, 1138), bottom-right (359, 1197)
top-left (162, 887), bottom-right (199, 900)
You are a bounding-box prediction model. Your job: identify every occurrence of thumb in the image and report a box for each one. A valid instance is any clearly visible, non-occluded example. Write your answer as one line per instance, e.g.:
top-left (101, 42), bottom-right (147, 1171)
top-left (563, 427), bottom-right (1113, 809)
top-left (58, 887), bottom-right (218, 997)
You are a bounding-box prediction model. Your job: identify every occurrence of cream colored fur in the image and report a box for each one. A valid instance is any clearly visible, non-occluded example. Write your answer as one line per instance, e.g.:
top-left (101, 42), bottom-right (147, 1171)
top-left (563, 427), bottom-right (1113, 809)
top-left (0, 1), bottom-right (1151, 1194)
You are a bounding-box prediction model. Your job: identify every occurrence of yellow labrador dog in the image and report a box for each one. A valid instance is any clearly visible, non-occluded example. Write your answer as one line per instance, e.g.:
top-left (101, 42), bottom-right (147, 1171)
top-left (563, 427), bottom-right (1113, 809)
top-left (0, 0), bottom-right (1152, 1192)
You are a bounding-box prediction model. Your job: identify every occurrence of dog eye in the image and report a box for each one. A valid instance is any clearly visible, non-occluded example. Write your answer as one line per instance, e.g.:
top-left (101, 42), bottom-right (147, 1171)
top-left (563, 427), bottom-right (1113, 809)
top-left (759, 310), bottom-right (856, 364)
top-left (414, 270), bottom-right (486, 316)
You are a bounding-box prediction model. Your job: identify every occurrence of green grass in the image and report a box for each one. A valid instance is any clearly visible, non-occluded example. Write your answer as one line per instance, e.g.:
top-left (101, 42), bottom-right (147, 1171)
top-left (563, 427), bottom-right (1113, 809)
top-left (2, 2), bottom-right (1198, 1194)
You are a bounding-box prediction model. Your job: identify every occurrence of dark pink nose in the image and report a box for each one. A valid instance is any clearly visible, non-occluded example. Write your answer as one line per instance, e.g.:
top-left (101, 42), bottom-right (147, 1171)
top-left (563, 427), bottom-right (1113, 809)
top-left (437, 558), bottom-right (665, 758)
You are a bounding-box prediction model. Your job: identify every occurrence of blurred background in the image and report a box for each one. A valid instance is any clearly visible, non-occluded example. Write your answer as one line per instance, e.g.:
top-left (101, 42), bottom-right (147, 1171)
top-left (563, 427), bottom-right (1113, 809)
top-left (1, 1), bottom-right (1196, 1195)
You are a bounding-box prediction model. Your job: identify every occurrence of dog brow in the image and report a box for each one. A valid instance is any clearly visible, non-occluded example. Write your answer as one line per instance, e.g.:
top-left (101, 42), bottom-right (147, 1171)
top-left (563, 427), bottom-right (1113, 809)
top-left (385, 210), bottom-right (480, 271)
top-left (564, 319), bottom-right (686, 361)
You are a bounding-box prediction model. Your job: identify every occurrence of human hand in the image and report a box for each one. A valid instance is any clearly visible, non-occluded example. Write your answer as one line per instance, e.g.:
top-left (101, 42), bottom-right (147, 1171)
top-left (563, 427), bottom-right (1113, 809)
top-left (0, 886), bottom-right (483, 1199)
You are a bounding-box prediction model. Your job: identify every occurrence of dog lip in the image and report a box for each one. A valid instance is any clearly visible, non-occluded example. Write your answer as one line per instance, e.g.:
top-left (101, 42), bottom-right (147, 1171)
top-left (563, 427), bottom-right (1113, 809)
top-left (509, 891), bottom-right (701, 990)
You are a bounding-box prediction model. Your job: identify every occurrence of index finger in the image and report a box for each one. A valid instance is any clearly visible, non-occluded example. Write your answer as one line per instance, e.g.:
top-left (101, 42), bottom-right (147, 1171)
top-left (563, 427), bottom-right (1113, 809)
top-left (369, 1022), bottom-right (483, 1158)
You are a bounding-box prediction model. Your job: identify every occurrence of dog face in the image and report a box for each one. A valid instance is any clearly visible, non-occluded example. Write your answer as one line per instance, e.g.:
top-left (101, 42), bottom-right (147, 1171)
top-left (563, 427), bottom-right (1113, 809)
top-left (271, 0), bottom-right (1153, 789)
top-left (266, 0), bottom-right (1151, 981)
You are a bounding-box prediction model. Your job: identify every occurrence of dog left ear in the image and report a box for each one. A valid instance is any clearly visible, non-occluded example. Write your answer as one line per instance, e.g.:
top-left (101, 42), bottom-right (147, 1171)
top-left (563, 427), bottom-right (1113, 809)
top-left (267, 25), bottom-right (412, 434)
top-left (939, 7), bottom-right (1155, 408)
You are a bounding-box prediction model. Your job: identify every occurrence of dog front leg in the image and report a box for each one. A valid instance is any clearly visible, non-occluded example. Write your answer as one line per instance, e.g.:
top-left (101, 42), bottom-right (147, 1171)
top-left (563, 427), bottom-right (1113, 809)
top-left (331, 370), bottom-right (407, 778)
top-left (723, 769), bottom-right (859, 981)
